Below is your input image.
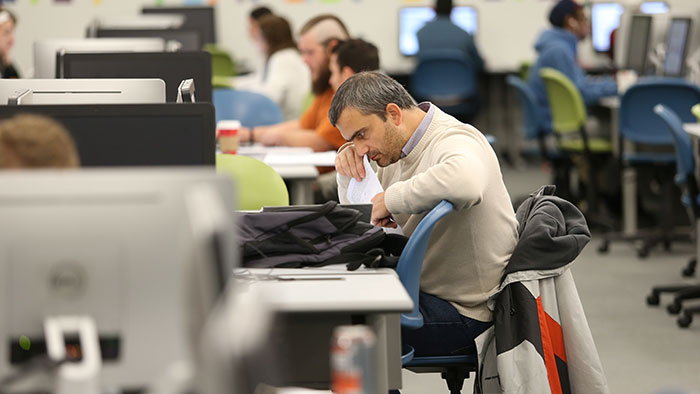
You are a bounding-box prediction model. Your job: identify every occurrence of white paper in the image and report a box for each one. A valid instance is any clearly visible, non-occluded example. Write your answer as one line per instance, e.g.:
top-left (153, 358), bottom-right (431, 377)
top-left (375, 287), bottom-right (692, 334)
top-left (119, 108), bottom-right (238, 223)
top-left (346, 155), bottom-right (384, 204)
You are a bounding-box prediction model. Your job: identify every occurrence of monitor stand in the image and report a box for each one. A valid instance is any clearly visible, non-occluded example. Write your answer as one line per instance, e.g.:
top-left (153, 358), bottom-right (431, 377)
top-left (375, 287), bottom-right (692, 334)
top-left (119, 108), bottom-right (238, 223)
top-left (45, 316), bottom-right (102, 394)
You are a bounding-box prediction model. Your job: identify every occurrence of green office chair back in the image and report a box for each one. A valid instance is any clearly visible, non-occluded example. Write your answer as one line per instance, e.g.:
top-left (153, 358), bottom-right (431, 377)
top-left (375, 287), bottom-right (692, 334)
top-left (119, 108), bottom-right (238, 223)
top-left (692, 103), bottom-right (700, 122)
top-left (215, 153), bottom-right (289, 210)
top-left (519, 60), bottom-right (532, 81)
top-left (204, 44), bottom-right (236, 89)
top-left (540, 67), bottom-right (587, 134)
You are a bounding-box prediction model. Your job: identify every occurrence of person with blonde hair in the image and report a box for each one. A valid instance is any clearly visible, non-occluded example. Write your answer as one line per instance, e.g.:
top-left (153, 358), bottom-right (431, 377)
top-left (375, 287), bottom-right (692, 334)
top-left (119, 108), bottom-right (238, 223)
top-left (0, 7), bottom-right (19, 78)
top-left (0, 114), bottom-right (80, 168)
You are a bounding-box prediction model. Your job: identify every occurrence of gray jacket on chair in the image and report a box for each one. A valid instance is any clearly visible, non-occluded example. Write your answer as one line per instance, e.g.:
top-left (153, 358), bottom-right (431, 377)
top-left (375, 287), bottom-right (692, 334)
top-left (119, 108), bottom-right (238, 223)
top-left (475, 185), bottom-right (610, 394)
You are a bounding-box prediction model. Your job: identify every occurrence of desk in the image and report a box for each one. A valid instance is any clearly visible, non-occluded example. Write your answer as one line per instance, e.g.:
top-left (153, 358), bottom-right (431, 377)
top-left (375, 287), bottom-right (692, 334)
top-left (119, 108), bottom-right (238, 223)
top-left (600, 95), bottom-right (640, 235)
top-left (234, 267), bottom-right (412, 393)
top-left (237, 146), bottom-right (336, 205)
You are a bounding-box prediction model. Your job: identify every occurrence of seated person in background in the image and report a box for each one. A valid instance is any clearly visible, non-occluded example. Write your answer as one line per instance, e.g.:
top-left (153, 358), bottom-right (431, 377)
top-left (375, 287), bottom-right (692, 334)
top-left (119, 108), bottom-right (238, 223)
top-left (528, 0), bottom-right (617, 131)
top-left (0, 7), bottom-right (19, 78)
top-left (0, 114), bottom-right (79, 168)
top-left (238, 14), bottom-right (350, 151)
top-left (329, 39), bottom-right (380, 92)
top-left (332, 71), bottom-right (518, 358)
top-left (234, 14), bottom-right (311, 120)
top-left (315, 38), bottom-right (381, 202)
top-left (247, 5), bottom-right (272, 43)
top-left (416, 0), bottom-right (483, 71)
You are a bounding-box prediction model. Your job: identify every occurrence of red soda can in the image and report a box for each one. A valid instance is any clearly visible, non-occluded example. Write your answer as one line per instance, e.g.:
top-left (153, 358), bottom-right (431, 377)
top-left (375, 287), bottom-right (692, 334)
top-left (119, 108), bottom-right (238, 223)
top-left (331, 325), bottom-right (376, 394)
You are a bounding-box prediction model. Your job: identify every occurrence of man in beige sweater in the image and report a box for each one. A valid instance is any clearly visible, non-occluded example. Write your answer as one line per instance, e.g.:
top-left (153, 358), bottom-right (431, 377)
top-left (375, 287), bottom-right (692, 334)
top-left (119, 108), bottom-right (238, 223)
top-left (331, 71), bottom-right (518, 358)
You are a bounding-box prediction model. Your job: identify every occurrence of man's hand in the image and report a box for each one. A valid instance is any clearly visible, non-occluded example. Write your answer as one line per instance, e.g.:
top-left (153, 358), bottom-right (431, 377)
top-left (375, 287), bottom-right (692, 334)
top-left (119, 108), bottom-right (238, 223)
top-left (371, 192), bottom-right (397, 228)
top-left (258, 128), bottom-right (283, 146)
top-left (335, 144), bottom-right (365, 182)
top-left (238, 127), bottom-right (252, 143)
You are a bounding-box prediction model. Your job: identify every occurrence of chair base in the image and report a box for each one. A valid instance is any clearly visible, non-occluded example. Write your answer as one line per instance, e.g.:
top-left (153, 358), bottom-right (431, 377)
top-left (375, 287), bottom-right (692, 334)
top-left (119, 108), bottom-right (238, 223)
top-left (678, 305), bottom-right (700, 328)
top-left (598, 227), bottom-right (691, 258)
top-left (404, 355), bottom-right (477, 394)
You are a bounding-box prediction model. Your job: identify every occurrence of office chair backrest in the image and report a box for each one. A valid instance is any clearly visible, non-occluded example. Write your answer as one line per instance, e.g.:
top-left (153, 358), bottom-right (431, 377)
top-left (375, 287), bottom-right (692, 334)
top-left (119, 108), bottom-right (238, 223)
top-left (213, 88), bottom-right (283, 126)
top-left (539, 67), bottom-right (586, 134)
top-left (692, 103), bottom-right (700, 122)
top-left (410, 49), bottom-right (478, 103)
top-left (620, 78), bottom-right (700, 145)
top-left (215, 153), bottom-right (289, 210)
top-left (395, 200), bottom-right (454, 329)
top-left (653, 104), bottom-right (695, 184)
top-left (506, 74), bottom-right (546, 140)
top-left (204, 44), bottom-right (236, 77)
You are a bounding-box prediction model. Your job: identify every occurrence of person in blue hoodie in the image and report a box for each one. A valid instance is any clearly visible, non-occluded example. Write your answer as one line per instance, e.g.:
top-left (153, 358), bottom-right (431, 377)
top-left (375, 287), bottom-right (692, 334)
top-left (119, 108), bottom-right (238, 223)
top-left (528, 0), bottom-right (617, 131)
top-left (416, 0), bottom-right (483, 72)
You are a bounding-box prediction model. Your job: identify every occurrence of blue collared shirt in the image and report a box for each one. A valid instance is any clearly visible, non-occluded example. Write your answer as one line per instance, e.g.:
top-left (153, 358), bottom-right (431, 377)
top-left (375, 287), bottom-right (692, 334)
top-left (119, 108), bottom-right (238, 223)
top-left (401, 102), bottom-right (435, 158)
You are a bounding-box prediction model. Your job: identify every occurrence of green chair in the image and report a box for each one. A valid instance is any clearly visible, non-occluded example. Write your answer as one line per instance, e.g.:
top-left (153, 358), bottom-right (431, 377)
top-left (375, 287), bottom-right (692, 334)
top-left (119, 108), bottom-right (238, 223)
top-left (204, 44), bottom-right (236, 89)
top-left (216, 153), bottom-right (289, 210)
top-left (692, 103), bottom-right (700, 122)
top-left (519, 61), bottom-right (532, 82)
top-left (539, 67), bottom-right (614, 227)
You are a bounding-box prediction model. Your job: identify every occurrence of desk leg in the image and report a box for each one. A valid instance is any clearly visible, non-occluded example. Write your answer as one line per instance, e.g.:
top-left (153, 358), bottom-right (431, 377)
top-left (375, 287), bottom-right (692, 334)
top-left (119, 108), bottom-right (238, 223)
top-left (367, 313), bottom-right (402, 393)
top-left (623, 168), bottom-right (638, 235)
top-left (289, 179), bottom-right (314, 205)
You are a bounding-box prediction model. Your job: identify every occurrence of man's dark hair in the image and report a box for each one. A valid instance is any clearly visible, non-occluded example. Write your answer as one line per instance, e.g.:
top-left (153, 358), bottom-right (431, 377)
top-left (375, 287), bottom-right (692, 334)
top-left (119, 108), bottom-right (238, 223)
top-left (331, 39), bottom-right (380, 74)
top-left (548, 0), bottom-right (582, 28)
top-left (249, 6), bottom-right (272, 21)
top-left (329, 71), bottom-right (417, 126)
top-left (435, 0), bottom-right (453, 16)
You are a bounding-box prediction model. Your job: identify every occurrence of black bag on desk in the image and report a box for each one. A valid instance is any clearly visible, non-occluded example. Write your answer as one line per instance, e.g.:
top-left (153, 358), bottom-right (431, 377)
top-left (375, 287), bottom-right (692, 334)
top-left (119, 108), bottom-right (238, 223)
top-left (239, 201), bottom-right (406, 269)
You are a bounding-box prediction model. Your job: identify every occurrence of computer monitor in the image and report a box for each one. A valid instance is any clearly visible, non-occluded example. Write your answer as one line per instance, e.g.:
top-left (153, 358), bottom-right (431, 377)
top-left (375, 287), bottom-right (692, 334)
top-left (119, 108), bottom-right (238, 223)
top-left (663, 17), bottom-right (692, 77)
top-left (398, 6), bottom-right (478, 56)
top-left (59, 52), bottom-right (213, 103)
top-left (626, 14), bottom-right (653, 73)
top-left (91, 15), bottom-right (185, 30)
top-left (94, 28), bottom-right (202, 52)
top-left (591, 3), bottom-right (624, 52)
top-left (0, 79), bottom-right (166, 105)
top-left (142, 6), bottom-right (216, 47)
top-left (0, 103), bottom-right (215, 166)
top-left (33, 38), bottom-right (166, 79)
top-left (640, 1), bottom-right (669, 15)
top-left (0, 168), bottom-right (236, 393)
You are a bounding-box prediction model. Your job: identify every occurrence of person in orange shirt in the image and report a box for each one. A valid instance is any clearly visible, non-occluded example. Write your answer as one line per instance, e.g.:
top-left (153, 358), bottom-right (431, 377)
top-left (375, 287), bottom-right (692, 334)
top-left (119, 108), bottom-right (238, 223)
top-left (238, 14), bottom-right (349, 151)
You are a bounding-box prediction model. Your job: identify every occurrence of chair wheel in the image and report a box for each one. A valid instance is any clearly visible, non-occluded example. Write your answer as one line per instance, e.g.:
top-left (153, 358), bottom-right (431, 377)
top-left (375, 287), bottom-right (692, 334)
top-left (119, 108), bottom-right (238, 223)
top-left (667, 302), bottom-right (682, 315)
top-left (678, 313), bottom-right (692, 328)
top-left (646, 293), bottom-right (660, 306)
top-left (663, 240), bottom-right (672, 251)
top-left (598, 241), bottom-right (609, 254)
top-left (682, 266), bottom-right (695, 277)
top-left (637, 246), bottom-right (649, 258)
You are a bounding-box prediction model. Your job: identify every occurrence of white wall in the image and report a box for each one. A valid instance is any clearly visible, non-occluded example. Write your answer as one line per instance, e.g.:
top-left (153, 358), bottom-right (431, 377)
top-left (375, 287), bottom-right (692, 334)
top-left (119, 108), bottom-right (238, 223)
top-left (6, 0), bottom-right (700, 78)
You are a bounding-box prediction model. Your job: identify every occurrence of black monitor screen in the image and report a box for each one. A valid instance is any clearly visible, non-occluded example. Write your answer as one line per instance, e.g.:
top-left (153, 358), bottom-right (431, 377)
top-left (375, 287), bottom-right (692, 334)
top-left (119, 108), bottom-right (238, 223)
top-left (59, 52), bottom-right (212, 103)
top-left (591, 3), bottom-right (624, 52)
top-left (0, 104), bottom-right (215, 166)
top-left (95, 28), bottom-right (202, 51)
top-left (663, 18), bottom-right (692, 77)
top-left (626, 14), bottom-right (653, 73)
top-left (142, 6), bottom-right (215, 47)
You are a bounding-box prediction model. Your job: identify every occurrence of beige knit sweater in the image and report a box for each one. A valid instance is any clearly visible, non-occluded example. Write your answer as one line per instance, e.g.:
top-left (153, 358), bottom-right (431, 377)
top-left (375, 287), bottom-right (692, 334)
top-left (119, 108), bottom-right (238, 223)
top-left (338, 107), bottom-right (518, 321)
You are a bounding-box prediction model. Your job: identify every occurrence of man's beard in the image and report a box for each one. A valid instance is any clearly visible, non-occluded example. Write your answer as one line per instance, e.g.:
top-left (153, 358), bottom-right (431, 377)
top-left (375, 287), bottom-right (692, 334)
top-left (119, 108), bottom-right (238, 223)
top-left (312, 66), bottom-right (332, 95)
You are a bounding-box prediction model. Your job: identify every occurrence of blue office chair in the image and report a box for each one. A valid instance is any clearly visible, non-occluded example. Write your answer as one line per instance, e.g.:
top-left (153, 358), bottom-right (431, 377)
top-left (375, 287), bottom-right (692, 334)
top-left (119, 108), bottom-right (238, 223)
top-left (602, 77), bottom-right (700, 257)
top-left (410, 49), bottom-right (479, 121)
top-left (646, 104), bottom-right (700, 328)
top-left (213, 88), bottom-right (283, 126)
top-left (393, 200), bottom-right (477, 394)
top-left (505, 74), bottom-right (551, 157)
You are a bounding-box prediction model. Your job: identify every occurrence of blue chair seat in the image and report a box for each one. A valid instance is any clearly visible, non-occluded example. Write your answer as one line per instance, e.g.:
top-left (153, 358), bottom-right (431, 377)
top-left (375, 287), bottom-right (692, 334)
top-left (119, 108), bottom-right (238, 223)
top-left (681, 193), bottom-right (700, 207)
top-left (623, 151), bottom-right (676, 164)
top-left (404, 354), bottom-right (477, 367)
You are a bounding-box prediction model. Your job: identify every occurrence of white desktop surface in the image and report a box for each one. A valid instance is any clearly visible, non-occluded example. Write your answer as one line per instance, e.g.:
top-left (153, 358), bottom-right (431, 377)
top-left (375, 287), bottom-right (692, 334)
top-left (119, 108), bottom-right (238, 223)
top-left (235, 268), bottom-right (412, 313)
top-left (234, 266), bottom-right (411, 392)
top-left (683, 122), bottom-right (700, 138)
